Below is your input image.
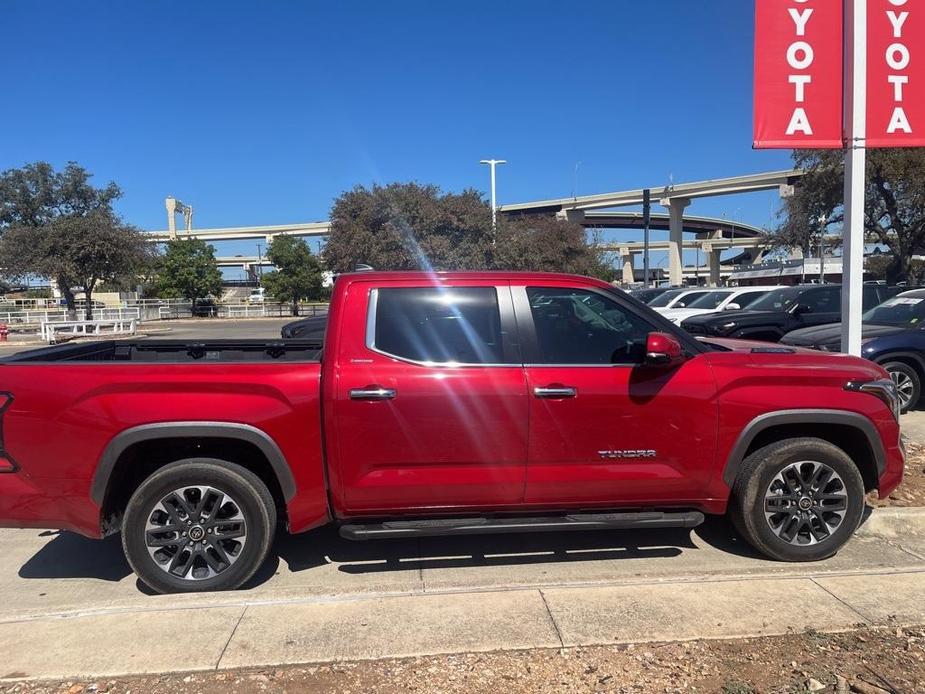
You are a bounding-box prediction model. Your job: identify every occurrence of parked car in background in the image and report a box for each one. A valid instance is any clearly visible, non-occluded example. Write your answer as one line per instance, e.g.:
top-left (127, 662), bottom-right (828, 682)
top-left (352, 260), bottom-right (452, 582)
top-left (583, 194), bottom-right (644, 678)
top-left (647, 287), bottom-right (713, 314)
top-left (191, 298), bottom-right (218, 318)
top-left (628, 286), bottom-right (675, 304)
top-left (659, 286), bottom-right (780, 325)
top-left (248, 288), bottom-right (266, 304)
top-left (681, 284), bottom-right (902, 341)
top-left (782, 289), bottom-right (925, 411)
top-left (280, 314), bottom-right (328, 340)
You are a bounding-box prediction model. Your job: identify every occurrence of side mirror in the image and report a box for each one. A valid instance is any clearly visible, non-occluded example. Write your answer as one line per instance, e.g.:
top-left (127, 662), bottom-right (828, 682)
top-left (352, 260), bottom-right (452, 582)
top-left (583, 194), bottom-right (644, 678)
top-left (790, 303), bottom-right (813, 315)
top-left (645, 332), bottom-right (685, 367)
top-left (724, 302), bottom-right (741, 311)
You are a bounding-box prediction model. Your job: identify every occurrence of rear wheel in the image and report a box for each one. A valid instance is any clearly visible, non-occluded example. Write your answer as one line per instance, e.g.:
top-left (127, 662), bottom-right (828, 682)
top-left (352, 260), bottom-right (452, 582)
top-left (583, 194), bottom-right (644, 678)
top-left (882, 361), bottom-right (920, 413)
top-left (122, 459), bottom-right (276, 594)
top-left (730, 438), bottom-right (865, 562)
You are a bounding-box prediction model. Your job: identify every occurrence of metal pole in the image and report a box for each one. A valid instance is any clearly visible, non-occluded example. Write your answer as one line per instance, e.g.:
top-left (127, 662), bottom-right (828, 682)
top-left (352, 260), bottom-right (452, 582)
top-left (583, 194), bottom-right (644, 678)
top-left (490, 164), bottom-right (497, 228)
top-left (643, 189), bottom-right (651, 288)
top-left (841, 0), bottom-right (867, 356)
top-left (480, 159), bottom-right (507, 231)
top-left (818, 219), bottom-right (825, 284)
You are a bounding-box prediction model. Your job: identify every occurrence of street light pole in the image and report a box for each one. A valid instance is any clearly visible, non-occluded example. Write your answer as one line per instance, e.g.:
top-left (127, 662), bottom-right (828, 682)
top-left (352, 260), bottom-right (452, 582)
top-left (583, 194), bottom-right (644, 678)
top-left (480, 159), bottom-right (507, 230)
top-left (818, 215), bottom-right (827, 284)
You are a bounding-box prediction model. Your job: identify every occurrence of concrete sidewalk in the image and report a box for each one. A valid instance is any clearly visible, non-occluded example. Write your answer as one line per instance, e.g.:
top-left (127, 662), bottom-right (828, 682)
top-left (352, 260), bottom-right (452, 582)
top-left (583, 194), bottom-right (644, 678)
top-left (2, 509), bottom-right (925, 681)
top-left (2, 570), bottom-right (924, 681)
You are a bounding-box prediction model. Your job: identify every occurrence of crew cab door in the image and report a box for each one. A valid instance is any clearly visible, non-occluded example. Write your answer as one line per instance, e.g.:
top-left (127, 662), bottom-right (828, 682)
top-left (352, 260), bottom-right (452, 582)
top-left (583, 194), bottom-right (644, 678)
top-left (327, 280), bottom-right (528, 513)
top-left (512, 282), bottom-right (718, 506)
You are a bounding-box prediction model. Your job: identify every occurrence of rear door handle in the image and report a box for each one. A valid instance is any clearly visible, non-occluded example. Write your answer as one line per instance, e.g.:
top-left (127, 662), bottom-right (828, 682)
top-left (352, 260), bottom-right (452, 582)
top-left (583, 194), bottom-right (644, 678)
top-left (534, 386), bottom-right (578, 399)
top-left (349, 386), bottom-right (397, 400)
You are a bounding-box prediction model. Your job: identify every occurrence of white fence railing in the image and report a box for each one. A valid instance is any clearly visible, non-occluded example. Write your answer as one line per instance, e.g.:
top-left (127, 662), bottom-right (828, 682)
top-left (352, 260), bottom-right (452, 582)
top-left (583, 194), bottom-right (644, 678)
top-left (41, 319), bottom-right (138, 343)
top-left (0, 307), bottom-right (140, 324)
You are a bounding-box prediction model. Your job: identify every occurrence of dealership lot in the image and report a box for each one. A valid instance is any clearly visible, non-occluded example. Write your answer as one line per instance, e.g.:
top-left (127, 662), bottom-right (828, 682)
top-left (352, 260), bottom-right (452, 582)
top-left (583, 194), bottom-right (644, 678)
top-left (2, 318), bottom-right (925, 681)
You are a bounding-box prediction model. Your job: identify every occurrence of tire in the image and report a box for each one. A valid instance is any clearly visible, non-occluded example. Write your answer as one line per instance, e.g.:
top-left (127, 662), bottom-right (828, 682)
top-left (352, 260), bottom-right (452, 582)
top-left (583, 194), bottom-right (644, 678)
top-left (729, 437), bottom-right (865, 562)
top-left (882, 361), bottom-right (920, 413)
top-left (122, 458), bottom-right (276, 594)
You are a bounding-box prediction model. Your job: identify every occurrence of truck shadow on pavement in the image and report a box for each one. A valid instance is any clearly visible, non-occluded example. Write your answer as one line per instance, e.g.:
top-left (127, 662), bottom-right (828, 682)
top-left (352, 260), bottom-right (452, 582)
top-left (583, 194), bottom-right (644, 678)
top-left (17, 517), bottom-right (762, 590)
top-left (273, 515), bottom-right (762, 576)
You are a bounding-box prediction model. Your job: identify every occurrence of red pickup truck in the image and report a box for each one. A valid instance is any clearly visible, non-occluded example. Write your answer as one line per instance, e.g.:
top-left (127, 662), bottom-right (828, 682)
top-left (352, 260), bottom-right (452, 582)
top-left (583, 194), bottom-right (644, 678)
top-left (0, 272), bottom-right (905, 593)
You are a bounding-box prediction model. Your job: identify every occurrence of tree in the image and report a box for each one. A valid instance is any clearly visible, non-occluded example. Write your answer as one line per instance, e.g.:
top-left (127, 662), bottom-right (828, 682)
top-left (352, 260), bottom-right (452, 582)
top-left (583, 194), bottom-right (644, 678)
top-left (156, 239), bottom-right (223, 308)
top-left (261, 236), bottom-right (324, 315)
top-left (0, 161), bottom-right (124, 316)
top-left (493, 214), bottom-right (613, 279)
top-left (0, 210), bottom-right (154, 319)
top-left (324, 183), bottom-right (493, 272)
top-left (775, 149), bottom-right (925, 282)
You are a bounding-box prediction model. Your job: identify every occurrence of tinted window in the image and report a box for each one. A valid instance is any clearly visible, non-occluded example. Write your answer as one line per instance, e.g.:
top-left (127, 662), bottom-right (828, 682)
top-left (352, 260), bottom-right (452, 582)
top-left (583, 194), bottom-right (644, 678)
top-left (685, 290), bottom-right (733, 309)
top-left (748, 287), bottom-right (806, 312)
top-left (373, 287), bottom-right (507, 364)
top-left (527, 287), bottom-right (655, 364)
top-left (647, 289), bottom-right (687, 307)
top-left (801, 288), bottom-right (840, 313)
top-left (734, 291), bottom-right (770, 308)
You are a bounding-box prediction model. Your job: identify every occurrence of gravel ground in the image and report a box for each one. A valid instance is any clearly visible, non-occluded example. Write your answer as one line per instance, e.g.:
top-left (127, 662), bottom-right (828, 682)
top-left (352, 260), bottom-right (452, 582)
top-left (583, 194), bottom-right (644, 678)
top-left (5, 625), bottom-right (924, 694)
top-left (869, 441), bottom-right (925, 507)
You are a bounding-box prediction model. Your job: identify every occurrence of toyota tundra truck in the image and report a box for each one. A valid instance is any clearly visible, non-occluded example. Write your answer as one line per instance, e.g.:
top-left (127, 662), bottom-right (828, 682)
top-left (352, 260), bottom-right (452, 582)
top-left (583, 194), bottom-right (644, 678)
top-left (0, 272), bottom-right (905, 593)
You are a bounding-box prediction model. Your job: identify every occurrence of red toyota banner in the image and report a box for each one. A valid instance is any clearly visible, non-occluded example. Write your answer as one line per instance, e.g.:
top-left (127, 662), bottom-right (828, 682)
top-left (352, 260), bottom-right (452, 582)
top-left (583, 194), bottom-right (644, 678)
top-left (753, 0), bottom-right (844, 149)
top-left (867, 0), bottom-right (924, 147)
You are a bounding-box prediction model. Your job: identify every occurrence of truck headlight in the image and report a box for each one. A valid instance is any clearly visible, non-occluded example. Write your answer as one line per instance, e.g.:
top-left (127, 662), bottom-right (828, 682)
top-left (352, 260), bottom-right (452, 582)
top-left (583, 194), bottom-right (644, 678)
top-left (845, 379), bottom-right (901, 421)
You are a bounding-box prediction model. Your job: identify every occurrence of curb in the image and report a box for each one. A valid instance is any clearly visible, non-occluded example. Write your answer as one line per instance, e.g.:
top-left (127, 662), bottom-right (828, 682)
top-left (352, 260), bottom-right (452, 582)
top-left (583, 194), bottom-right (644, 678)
top-left (858, 506), bottom-right (925, 538)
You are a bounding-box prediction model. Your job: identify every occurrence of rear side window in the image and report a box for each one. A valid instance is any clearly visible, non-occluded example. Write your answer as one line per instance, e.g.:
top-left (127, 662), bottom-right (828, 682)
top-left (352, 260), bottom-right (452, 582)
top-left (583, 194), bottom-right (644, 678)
top-left (371, 287), bottom-right (508, 364)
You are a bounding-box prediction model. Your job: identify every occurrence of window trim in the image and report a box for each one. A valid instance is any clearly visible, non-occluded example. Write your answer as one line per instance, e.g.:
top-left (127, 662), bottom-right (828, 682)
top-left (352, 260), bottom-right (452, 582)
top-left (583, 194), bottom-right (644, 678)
top-left (364, 285), bottom-right (521, 368)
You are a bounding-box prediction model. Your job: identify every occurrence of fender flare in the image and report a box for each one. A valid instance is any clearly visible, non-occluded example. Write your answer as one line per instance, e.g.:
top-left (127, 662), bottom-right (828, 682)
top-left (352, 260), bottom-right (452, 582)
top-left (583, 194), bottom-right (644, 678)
top-left (721, 409), bottom-right (886, 487)
top-left (91, 421), bottom-right (297, 505)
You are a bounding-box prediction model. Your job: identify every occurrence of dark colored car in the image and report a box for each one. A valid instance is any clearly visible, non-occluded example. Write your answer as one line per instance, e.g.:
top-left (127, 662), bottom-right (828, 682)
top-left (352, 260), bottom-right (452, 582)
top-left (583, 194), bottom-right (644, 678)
top-left (191, 298), bottom-right (218, 318)
top-left (280, 314), bottom-right (328, 340)
top-left (681, 284), bottom-right (902, 342)
top-left (628, 287), bottom-right (675, 304)
top-left (782, 289), bottom-right (925, 411)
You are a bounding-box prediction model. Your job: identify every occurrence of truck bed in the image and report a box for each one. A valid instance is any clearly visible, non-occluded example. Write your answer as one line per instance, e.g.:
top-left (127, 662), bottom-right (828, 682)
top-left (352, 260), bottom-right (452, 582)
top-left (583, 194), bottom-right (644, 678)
top-left (1, 339), bottom-right (323, 363)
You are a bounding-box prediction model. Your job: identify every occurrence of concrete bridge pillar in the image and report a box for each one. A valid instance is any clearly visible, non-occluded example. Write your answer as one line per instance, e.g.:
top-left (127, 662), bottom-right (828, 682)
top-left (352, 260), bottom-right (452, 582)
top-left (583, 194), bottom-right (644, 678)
top-left (661, 197), bottom-right (690, 286)
top-left (619, 248), bottom-right (635, 285)
top-left (556, 209), bottom-right (586, 224)
top-left (706, 246), bottom-right (722, 287)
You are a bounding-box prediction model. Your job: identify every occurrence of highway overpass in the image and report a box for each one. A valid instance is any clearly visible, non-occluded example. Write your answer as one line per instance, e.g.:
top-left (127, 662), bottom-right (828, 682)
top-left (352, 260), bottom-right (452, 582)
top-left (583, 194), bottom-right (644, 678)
top-left (152, 169), bottom-right (803, 286)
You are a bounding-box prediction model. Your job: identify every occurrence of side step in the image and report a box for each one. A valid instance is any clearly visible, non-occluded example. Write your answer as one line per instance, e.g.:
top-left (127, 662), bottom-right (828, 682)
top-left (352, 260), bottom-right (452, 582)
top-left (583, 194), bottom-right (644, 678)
top-left (339, 510), bottom-right (705, 541)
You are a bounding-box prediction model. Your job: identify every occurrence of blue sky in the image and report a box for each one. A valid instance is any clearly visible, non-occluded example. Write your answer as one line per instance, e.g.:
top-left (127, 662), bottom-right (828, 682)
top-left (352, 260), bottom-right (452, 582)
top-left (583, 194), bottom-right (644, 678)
top-left (1, 1), bottom-right (793, 271)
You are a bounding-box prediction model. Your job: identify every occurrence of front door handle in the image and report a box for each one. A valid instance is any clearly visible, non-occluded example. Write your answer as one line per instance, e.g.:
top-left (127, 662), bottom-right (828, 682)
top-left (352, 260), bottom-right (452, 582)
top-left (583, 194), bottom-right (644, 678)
top-left (349, 386), bottom-right (397, 400)
top-left (534, 385), bottom-right (578, 399)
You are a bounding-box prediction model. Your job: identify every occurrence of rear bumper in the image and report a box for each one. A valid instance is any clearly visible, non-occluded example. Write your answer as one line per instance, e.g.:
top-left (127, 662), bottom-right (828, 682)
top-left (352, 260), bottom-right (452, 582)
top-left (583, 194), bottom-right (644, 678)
top-left (0, 473), bottom-right (101, 538)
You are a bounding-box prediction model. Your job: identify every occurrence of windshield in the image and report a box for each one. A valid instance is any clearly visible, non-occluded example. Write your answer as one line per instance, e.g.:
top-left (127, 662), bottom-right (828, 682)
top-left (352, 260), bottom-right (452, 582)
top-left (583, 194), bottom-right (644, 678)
top-left (647, 289), bottom-right (687, 307)
top-left (863, 293), bottom-right (925, 326)
top-left (745, 288), bottom-right (802, 312)
top-left (684, 290), bottom-right (733, 310)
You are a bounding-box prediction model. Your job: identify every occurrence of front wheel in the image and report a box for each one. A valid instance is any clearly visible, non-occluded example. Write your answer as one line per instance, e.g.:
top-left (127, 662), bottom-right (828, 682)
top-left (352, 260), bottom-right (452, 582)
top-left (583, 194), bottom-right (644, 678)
top-left (882, 361), bottom-right (920, 413)
top-left (729, 438), bottom-right (865, 562)
top-left (122, 459), bottom-right (276, 594)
